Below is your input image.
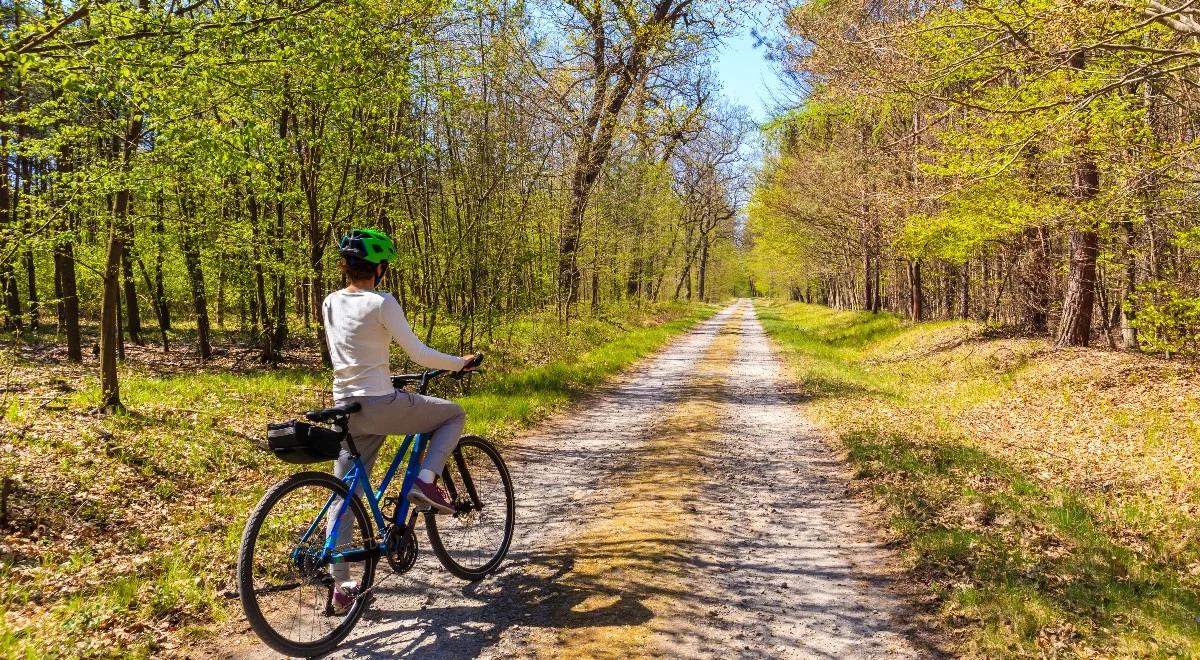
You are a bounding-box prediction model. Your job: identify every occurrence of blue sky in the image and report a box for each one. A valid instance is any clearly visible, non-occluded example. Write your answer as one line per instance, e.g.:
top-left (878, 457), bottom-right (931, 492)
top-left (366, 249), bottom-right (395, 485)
top-left (714, 22), bottom-right (786, 123)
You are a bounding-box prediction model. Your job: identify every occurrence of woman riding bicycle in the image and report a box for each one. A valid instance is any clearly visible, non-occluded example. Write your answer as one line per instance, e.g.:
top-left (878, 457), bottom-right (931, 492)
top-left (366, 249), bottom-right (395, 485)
top-left (323, 228), bottom-right (477, 607)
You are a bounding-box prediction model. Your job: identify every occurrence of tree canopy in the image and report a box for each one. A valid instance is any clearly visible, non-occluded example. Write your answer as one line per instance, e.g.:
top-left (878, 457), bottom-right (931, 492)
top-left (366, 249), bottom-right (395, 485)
top-left (749, 0), bottom-right (1200, 356)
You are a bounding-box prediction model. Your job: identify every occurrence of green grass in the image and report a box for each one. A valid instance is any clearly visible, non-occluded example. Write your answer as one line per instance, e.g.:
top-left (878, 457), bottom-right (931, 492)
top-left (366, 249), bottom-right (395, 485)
top-left (757, 300), bottom-right (1200, 658)
top-left (0, 301), bottom-right (719, 658)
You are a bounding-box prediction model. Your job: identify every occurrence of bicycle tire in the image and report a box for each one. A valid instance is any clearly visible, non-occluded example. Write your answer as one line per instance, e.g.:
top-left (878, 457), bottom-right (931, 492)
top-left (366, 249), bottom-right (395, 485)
top-left (426, 436), bottom-right (515, 581)
top-left (237, 471), bottom-right (377, 657)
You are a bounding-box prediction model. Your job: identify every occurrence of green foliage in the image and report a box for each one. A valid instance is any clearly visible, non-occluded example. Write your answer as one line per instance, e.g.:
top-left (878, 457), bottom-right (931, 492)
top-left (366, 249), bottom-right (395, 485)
top-left (0, 0), bottom-right (742, 383)
top-left (751, 0), bottom-right (1200, 347)
top-left (900, 181), bottom-right (1067, 263)
top-left (1134, 282), bottom-right (1200, 358)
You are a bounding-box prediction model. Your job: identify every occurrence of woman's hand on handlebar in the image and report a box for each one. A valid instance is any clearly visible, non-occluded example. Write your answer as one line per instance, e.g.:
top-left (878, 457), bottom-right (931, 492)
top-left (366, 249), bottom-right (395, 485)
top-left (460, 352), bottom-right (484, 372)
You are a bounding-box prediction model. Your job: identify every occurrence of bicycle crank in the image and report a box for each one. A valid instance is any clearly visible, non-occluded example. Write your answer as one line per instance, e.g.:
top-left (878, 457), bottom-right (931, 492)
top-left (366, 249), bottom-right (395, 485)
top-left (386, 526), bottom-right (418, 573)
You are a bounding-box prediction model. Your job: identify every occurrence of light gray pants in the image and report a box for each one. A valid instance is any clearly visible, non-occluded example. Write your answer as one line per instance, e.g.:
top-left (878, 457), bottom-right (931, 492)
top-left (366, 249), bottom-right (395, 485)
top-left (327, 389), bottom-right (465, 580)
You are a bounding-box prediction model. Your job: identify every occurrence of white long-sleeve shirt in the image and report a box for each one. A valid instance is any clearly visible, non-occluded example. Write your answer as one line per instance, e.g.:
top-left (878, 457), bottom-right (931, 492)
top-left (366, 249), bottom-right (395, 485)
top-left (322, 289), bottom-right (466, 399)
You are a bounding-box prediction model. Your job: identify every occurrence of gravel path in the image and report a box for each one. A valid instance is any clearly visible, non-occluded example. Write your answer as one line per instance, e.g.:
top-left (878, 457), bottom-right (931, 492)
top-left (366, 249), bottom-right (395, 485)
top-left (219, 300), bottom-right (929, 659)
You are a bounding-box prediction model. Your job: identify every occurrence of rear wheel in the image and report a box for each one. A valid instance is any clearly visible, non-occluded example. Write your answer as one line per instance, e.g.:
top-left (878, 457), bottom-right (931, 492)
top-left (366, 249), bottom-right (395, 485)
top-left (426, 436), bottom-right (515, 580)
top-left (237, 471), bottom-right (376, 657)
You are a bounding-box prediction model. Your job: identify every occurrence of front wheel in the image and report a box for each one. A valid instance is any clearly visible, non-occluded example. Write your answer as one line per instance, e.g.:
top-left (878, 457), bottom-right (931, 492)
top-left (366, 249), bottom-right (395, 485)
top-left (426, 436), bottom-right (515, 580)
top-left (237, 471), bottom-right (376, 657)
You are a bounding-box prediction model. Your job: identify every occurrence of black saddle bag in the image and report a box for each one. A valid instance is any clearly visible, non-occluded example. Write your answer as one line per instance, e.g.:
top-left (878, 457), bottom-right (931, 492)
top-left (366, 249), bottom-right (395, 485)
top-left (266, 420), bottom-right (345, 464)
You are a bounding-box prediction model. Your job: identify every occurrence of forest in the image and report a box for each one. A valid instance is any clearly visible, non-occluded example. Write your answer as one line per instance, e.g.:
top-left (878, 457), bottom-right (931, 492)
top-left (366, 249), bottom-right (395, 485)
top-left (0, 0), bottom-right (748, 410)
top-left (749, 0), bottom-right (1200, 357)
top-left (3, 0), bottom-right (1200, 657)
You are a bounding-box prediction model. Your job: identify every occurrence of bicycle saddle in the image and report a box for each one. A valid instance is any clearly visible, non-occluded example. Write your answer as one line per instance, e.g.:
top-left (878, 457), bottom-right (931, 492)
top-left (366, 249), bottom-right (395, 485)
top-left (304, 401), bottom-right (362, 423)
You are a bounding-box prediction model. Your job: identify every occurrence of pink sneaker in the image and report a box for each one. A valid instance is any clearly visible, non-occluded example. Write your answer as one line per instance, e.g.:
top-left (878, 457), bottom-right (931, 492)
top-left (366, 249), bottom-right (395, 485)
top-left (330, 581), bottom-right (359, 616)
top-left (408, 479), bottom-right (455, 514)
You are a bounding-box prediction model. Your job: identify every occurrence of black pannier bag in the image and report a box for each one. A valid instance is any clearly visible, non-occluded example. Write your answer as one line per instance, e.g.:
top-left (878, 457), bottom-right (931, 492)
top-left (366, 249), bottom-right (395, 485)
top-left (267, 420), bottom-right (345, 464)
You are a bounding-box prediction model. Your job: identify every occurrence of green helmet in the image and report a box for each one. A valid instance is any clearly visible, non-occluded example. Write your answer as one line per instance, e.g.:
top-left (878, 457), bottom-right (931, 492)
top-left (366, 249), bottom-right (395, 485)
top-left (339, 228), bottom-right (397, 264)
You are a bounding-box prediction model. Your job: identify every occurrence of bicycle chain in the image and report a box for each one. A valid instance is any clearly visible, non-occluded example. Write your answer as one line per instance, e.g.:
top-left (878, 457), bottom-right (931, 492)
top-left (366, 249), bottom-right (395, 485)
top-left (318, 502), bottom-right (426, 604)
top-left (306, 540), bottom-right (393, 606)
top-left (332, 523), bottom-right (419, 604)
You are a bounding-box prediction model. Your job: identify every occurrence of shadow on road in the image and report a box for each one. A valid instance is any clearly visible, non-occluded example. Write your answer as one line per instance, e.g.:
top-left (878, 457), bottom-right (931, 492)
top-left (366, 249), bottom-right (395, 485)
top-left (338, 547), bottom-right (654, 658)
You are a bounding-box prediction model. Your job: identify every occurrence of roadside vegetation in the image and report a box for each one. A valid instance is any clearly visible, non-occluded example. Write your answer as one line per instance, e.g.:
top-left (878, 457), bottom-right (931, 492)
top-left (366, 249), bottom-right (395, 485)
top-left (0, 301), bottom-right (716, 658)
top-left (750, 2), bottom-right (1200, 357)
top-left (758, 300), bottom-right (1200, 657)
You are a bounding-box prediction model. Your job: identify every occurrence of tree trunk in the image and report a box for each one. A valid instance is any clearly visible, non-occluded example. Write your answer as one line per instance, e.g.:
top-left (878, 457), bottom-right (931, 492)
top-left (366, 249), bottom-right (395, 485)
top-left (298, 131), bottom-right (332, 366)
top-left (873, 257), bottom-right (882, 313)
top-left (1124, 76), bottom-right (1162, 351)
top-left (1098, 264), bottom-right (1119, 349)
top-left (1055, 50), bottom-right (1100, 348)
top-left (153, 204), bottom-right (170, 332)
top-left (0, 88), bottom-right (19, 330)
top-left (99, 113), bottom-right (143, 410)
top-left (1121, 217), bottom-right (1139, 350)
top-left (980, 257), bottom-right (992, 321)
top-left (23, 248), bottom-right (38, 331)
top-left (181, 232), bottom-right (212, 360)
top-left (960, 261), bottom-right (970, 319)
top-left (1017, 227), bottom-right (1051, 333)
top-left (138, 211), bottom-right (170, 351)
top-left (557, 1), bottom-right (672, 309)
top-left (53, 240), bottom-right (82, 362)
top-left (908, 259), bottom-right (923, 321)
top-left (862, 241), bottom-right (873, 312)
top-left (269, 107), bottom-right (290, 361)
top-left (53, 143), bottom-right (82, 361)
top-left (216, 266), bottom-right (226, 329)
top-left (121, 245), bottom-right (143, 345)
top-left (590, 252), bottom-right (600, 311)
top-left (99, 222), bottom-right (124, 410)
top-left (559, 196), bottom-right (585, 307)
top-left (117, 281), bottom-right (126, 360)
top-left (674, 262), bottom-right (691, 301)
top-left (312, 268), bottom-right (329, 365)
top-left (137, 257), bottom-right (169, 352)
top-left (1055, 177), bottom-right (1100, 346)
top-left (0, 265), bottom-right (19, 329)
top-left (248, 193), bottom-right (274, 357)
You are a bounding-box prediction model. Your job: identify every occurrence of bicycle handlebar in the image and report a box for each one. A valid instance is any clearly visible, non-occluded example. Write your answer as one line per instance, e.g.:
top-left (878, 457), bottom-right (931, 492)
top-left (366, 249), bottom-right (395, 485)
top-left (391, 352), bottom-right (484, 391)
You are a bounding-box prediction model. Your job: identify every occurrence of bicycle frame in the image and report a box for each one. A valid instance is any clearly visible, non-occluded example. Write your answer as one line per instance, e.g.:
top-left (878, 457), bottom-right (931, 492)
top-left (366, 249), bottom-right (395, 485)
top-left (293, 430), bottom-right (428, 568)
top-left (288, 366), bottom-right (485, 574)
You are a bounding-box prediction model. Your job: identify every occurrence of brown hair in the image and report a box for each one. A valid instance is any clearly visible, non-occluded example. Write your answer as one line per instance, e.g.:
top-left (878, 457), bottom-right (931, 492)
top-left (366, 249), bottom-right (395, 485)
top-left (339, 258), bottom-right (377, 283)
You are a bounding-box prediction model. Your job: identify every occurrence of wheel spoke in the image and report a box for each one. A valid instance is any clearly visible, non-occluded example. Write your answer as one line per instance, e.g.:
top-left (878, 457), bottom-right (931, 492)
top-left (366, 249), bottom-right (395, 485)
top-left (238, 473), bottom-right (377, 656)
top-left (428, 437), bottom-right (514, 579)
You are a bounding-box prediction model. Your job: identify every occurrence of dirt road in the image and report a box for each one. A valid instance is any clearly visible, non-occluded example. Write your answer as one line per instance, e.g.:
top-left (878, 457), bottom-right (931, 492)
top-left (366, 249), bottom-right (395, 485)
top-left (224, 300), bottom-right (929, 658)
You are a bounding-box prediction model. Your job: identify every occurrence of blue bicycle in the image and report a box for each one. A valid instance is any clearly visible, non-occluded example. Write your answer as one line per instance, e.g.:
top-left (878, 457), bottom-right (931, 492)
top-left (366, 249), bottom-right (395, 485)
top-left (237, 362), bottom-right (514, 657)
